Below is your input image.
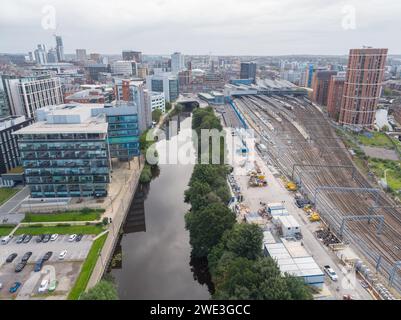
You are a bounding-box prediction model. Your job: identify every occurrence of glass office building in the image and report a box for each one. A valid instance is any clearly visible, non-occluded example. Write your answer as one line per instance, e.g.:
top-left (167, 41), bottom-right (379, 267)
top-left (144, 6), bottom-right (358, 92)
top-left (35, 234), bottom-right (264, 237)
top-left (14, 104), bottom-right (110, 198)
top-left (107, 113), bottom-right (140, 160)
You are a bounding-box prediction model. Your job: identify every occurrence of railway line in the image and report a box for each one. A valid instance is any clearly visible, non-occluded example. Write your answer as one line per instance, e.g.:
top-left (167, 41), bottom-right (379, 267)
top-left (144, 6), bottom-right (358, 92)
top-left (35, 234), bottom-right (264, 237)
top-left (233, 94), bottom-right (401, 294)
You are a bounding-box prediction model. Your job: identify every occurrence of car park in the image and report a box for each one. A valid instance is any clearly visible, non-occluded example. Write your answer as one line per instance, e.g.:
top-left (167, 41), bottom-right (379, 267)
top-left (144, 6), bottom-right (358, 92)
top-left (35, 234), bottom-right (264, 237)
top-left (38, 279), bottom-right (49, 293)
top-left (324, 265), bottom-right (338, 281)
top-left (9, 282), bottom-right (22, 294)
top-left (1, 235), bottom-right (13, 245)
top-left (21, 251), bottom-right (32, 262)
top-left (42, 234), bottom-right (51, 243)
top-left (15, 261), bottom-right (27, 273)
top-left (6, 253), bottom-right (18, 263)
top-left (68, 234), bottom-right (77, 242)
top-left (34, 259), bottom-right (44, 272)
top-left (48, 280), bottom-right (58, 292)
top-left (16, 234), bottom-right (26, 244)
top-left (75, 234), bottom-right (83, 242)
top-left (50, 234), bottom-right (59, 241)
top-left (42, 251), bottom-right (53, 261)
top-left (36, 234), bottom-right (45, 243)
top-left (23, 234), bottom-right (32, 243)
top-left (59, 250), bottom-right (67, 260)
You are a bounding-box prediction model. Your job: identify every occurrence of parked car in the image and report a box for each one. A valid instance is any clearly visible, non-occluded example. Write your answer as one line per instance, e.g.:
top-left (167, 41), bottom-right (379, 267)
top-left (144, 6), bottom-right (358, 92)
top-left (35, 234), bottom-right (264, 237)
top-left (48, 280), bottom-right (58, 292)
top-left (36, 234), bottom-right (45, 243)
top-left (42, 251), bottom-right (53, 261)
top-left (34, 259), bottom-right (44, 272)
top-left (21, 251), bottom-right (32, 262)
top-left (294, 196), bottom-right (310, 208)
top-left (15, 261), bottom-right (27, 273)
top-left (50, 234), bottom-right (59, 241)
top-left (9, 282), bottom-right (22, 293)
top-left (38, 279), bottom-right (49, 293)
top-left (42, 234), bottom-right (51, 243)
top-left (16, 234), bottom-right (26, 244)
top-left (6, 253), bottom-right (18, 263)
top-left (75, 234), bottom-right (83, 242)
top-left (59, 250), bottom-right (67, 260)
top-left (0, 282), bottom-right (2, 290)
top-left (1, 235), bottom-right (13, 245)
top-left (23, 234), bottom-right (32, 243)
top-left (324, 265), bottom-right (338, 281)
top-left (68, 234), bottom-right (77, 242)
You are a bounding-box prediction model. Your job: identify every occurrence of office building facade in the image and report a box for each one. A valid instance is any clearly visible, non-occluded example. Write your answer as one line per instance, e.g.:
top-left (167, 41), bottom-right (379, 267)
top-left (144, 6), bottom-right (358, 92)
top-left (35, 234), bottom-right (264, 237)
top-left (122, 51), bottom-right (142, 63)
top-left (115, 80), bottom-right (152, 132)
top-left (55, 35), bottom-right (65, 62)
top-left (171, 52), bottom-right (185, 74)
top-left (111, 60), bottom-right (137, 76)
top-left (311, 70), bottom-right (338, 106)
top-left (146, 73), bottom-right (179, 102)
top-left (0, 116), bottom-right (33, 175)
top-left (14, 104), bottom-right (110, 198)
top-left (76, 49), bottom-right (87, 62)
top-left (240, 62), bottom-right (257, 83)
top-left (1, 75), bottom-right (63, 118)
top-left (339, 48), bottom-right (388, 127)
top-left (327, 74), bottom-right (346, 121)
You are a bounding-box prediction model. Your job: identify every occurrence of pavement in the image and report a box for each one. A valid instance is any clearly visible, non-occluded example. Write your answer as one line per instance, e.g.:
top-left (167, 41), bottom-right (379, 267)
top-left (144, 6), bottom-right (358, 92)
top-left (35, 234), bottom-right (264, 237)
top-left (0, 186), bottom-right (29, 225)
top-left (226, 128), bottom-right (373, 300)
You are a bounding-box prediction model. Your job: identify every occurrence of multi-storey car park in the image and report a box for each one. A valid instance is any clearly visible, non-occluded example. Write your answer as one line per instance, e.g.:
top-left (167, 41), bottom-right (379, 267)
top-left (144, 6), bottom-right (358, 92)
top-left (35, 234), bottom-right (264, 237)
top-left (228, 92), bottom-right (401, 296)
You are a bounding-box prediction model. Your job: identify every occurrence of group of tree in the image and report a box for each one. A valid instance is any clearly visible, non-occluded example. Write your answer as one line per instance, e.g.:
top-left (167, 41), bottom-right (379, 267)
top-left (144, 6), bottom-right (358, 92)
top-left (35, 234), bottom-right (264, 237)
top-left (192, 107), bottom-right (226, 164)
top-left (185, 107), bottom-right (313, 300)
top-left (152, 109), bottom-right (163, 123)
top-left (139, 129), bottom-right (158, 184)
top-left (80, 277), bottom-right (118, 300)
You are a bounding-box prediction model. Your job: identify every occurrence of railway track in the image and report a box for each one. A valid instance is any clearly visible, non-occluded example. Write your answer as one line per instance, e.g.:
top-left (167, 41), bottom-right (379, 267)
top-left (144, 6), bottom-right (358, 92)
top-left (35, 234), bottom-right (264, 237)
top-left (233, 94), bottom-right (401, 293)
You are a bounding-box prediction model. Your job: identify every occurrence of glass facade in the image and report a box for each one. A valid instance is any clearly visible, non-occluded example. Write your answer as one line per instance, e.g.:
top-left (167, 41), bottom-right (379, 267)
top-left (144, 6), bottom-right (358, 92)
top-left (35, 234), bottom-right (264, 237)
top-left (17, 132), bottom-right (110, 198)
top-left (107, 114), bottom-right (140, 160)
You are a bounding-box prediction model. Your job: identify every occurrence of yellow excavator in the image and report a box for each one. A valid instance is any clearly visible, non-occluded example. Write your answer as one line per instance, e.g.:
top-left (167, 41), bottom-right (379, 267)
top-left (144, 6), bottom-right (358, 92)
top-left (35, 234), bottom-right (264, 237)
top-left (286, 181), bottom-right (298, 191)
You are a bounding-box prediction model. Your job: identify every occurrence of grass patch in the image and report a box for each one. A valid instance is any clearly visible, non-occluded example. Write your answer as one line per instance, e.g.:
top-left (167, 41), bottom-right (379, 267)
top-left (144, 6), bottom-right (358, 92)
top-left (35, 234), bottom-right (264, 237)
top-left (0, 226), bottom-right (14, 236)
top-left (368, 158), bottom-right (401, 192)
top-left (356, 132), bottom-right (394, 149)
top-left (0, 188), bottom-right (19, 206)
top-left (68, 233), bottom-right (108, 300)
top-left (15, 224), bottom-right (104, 236)
top-left (23, 209), bottom-right (103, 223)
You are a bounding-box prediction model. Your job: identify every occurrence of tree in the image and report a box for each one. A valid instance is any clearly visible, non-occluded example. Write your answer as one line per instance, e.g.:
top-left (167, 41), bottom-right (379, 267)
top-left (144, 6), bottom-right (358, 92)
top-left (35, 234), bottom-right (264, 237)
top-left (165, 101), bottom-right (172, 111)
top-left (185, 202), bottom-right (235, 258)
top-left (80, 280), bottom-right (118, 300)
top-left (212, 256), bottom-right (313, 300)
top-left (152, 109), bottom-right (163, 123)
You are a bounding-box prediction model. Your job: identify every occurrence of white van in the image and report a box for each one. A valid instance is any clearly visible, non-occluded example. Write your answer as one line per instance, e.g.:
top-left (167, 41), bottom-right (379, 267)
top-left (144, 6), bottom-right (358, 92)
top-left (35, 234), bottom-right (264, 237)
top-left (1, 235), bottom-right (13, 245)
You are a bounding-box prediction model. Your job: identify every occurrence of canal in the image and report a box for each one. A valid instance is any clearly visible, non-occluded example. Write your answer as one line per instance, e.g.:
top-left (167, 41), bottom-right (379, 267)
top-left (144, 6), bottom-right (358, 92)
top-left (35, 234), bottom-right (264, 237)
top-left (110, 115), bottom-right (211, 299)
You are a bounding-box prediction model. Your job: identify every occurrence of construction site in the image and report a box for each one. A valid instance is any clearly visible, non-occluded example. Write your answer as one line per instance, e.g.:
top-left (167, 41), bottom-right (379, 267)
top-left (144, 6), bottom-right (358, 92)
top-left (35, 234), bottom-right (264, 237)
top-left (220, 93), bottom-right (401, 300)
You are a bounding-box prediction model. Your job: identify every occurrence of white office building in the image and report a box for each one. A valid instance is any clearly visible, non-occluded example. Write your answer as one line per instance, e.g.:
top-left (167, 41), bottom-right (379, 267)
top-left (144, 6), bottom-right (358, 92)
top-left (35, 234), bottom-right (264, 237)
top-left (146, 91), bottom-right (165, 113)
top-left (111, 60), bottom-right (137, 76)
top-left (2, 75), bottom-right (63, 118)
top-left (171, 52), bottom-right (185, 74)
top-left (146, 72), bottom-right (179, 102)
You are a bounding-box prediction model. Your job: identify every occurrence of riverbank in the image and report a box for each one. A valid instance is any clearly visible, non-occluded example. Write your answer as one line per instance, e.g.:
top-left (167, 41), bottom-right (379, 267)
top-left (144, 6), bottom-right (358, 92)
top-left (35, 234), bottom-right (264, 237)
top-left (110, 115), bottom-right (210, 299)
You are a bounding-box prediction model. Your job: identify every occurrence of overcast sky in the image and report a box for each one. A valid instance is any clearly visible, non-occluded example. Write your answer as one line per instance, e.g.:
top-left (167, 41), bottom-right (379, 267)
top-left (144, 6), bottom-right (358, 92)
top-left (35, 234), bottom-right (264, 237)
top-left (0, 0), bottom-right (399, 56)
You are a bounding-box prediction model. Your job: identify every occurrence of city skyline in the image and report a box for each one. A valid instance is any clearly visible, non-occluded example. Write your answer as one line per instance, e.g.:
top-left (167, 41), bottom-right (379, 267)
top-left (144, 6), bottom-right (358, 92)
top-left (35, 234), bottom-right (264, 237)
top-left (0, 0), bottom-right (400, 55)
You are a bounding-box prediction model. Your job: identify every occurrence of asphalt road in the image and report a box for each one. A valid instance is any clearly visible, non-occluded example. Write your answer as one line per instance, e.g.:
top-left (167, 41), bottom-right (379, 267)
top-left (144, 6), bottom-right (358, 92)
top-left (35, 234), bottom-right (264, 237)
top-left (0, 186), bottom-right (29, 224)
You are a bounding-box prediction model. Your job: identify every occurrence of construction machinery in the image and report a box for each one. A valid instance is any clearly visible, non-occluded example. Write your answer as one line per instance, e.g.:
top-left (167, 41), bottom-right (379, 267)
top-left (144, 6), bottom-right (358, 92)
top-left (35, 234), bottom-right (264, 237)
top-left (309, 211), bottom-right (321, 222)
top-left (286, 181), bottom-right (298, 191)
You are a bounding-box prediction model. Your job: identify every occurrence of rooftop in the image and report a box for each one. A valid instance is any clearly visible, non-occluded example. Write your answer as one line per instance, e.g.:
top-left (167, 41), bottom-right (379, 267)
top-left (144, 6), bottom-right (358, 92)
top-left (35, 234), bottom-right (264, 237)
top-left (13, 104), bottom-right (108, 135)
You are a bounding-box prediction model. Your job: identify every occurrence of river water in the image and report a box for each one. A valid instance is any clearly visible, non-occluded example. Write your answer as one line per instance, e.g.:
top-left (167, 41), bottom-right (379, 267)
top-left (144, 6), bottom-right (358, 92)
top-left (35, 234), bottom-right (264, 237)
top-left (110, 115), bottom-right (211, 299)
